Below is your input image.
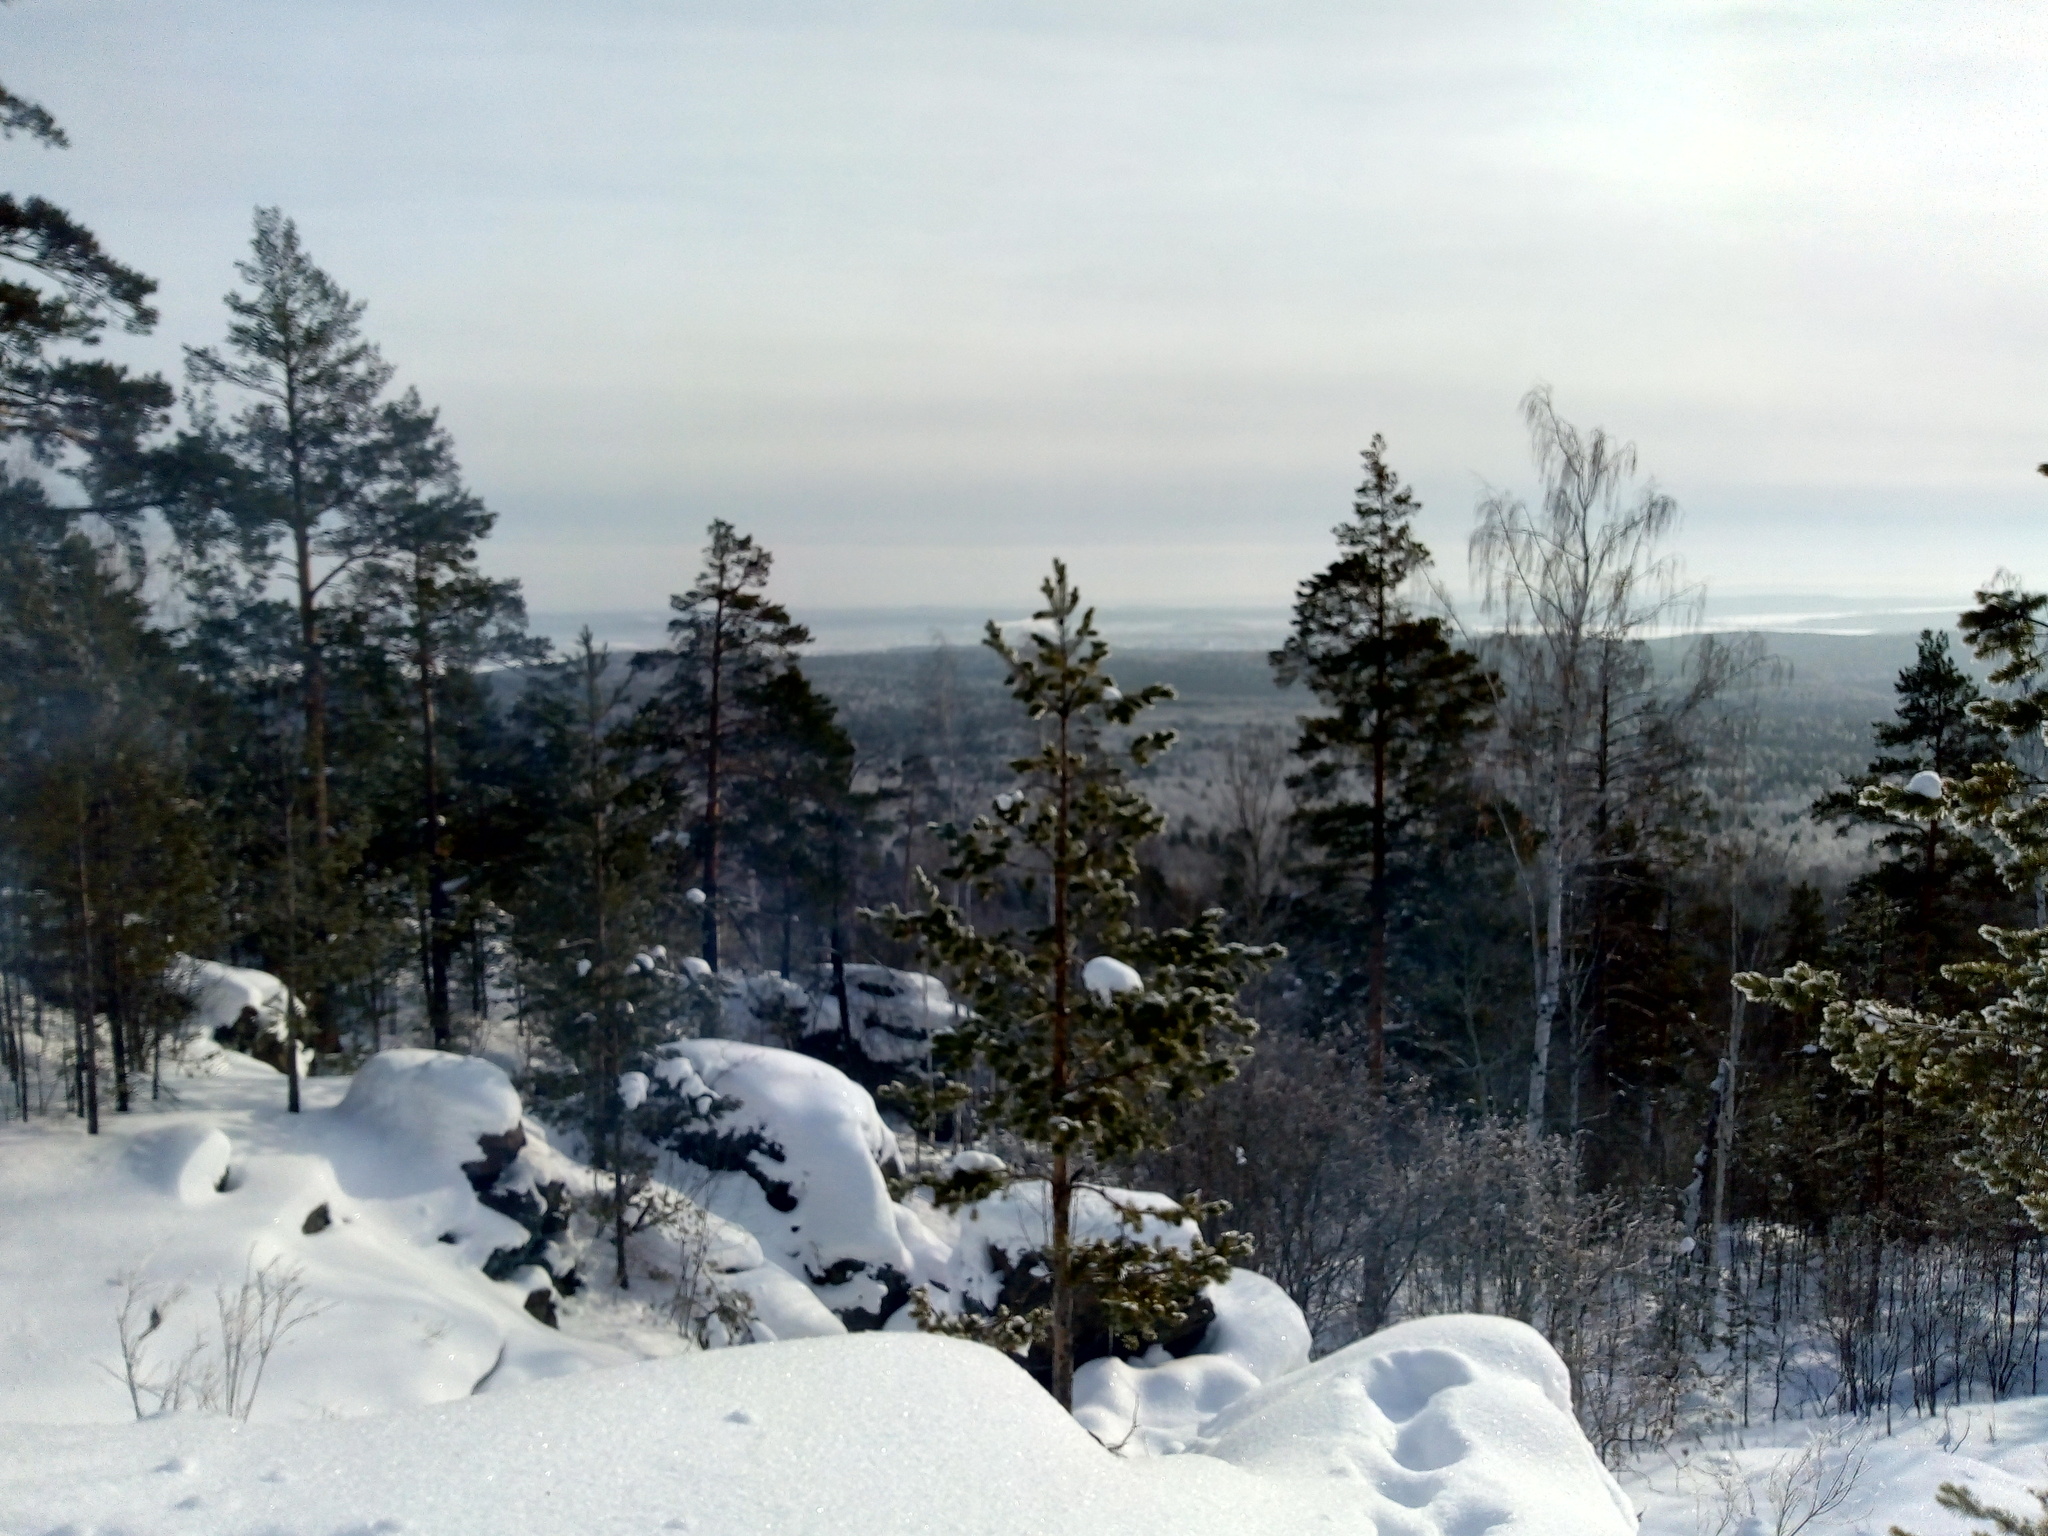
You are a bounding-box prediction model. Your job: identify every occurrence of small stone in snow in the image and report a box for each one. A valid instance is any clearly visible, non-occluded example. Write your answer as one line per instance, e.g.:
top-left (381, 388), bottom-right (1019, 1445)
top-left (726, 1408), bottom-right (758, 1425)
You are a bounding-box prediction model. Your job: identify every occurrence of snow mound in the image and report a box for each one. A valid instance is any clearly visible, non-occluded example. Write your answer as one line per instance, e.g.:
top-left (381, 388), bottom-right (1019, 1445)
top-left (0, 1329), bottom-right (1623, 1535)
top-left (1202, 1314), bottom-right (1634, 1534)
top-left (650, 1038), bottom-right (914, 1327)
top-left (337, 1048), bottom-right (524, 1173)
top-left (126, 1121), bottom-right (234, 1203)
top-left (1073, 1269), bottom-right (1312, 1453)
top-left (170, 956), bottom-right (299, 1034)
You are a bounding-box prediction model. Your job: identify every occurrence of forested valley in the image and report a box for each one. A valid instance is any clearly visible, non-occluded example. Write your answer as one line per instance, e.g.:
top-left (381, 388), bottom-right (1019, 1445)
top-left (17, 86), bottom-right (2048, 1503)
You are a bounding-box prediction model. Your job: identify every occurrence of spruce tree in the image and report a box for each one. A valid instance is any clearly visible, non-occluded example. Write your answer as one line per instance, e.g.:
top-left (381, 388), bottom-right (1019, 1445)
top-left (635, 521), bottom-right (811, 972)
top-left (1271, 436), bottom-right (1492, 1084)
top-left (874, 563), bottom-right (1278, 1410)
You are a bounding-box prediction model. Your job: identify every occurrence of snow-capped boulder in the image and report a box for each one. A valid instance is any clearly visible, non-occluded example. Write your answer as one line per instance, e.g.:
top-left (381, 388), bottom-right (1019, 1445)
top-left (126, 1122), bottom-right (234, 1204)
top-left (339, 1050), bottom-right (524, 1174)
top-left (646, 1039), bottom-right (915, 1328)
top-left (169, 956), bottom-right (309, 1073)
top-left (338, 1050), bottom-right (576, 1300)
top-left (798, 966), bottom-right (962, 1085)
top-left (910, 1179), bottom-right (1222, 1384)
top-left (171, 956), bottom-right (299, 1035)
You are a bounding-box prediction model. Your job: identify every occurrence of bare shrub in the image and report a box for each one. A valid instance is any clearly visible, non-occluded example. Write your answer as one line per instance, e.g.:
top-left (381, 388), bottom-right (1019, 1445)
top-left (108, 1254), bottom-right (329, 1421)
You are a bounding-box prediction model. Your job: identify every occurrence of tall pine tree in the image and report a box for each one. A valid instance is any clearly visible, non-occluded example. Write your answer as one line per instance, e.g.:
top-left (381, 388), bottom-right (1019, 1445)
top-left (635, 521), bottom-right (810, 972)
top-left (1271, 436), bottom-right (1492, 1084)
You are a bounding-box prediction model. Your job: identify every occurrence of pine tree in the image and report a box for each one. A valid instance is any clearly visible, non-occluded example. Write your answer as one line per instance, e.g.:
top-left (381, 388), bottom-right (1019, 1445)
top-left (0, 69), bottom-right (166, 476)
top-left (635, 521), bottom-right (811, 972)
top-left (1271, 436), bottom-right (1492, 1084)
top-left (1815, 630), bottom-right (2010, 1008)
top-left (873, 563), bottom-right (1279, 1410)
top-left (1736, 588), bottom-right (2048, 1226)
top-left (183, 207), bottom-right (395, 850)
top-left (725, 665), bottom-right (875, 990)
top-left (347, 390), bottom-right (542, 1045)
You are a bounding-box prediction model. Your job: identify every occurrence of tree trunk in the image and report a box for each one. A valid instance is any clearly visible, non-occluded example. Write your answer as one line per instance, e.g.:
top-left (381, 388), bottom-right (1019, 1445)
top-left (1049, 701), bottom-right (1076, 1410)
top-left (701, 599), bottom-right (724, 972)
top-left (1368, 596), bottom-right (1389, 1090)
top-left (1527, 828), bottom-right (1564, 1133)
top-left (75, 812), bottom-right (99, 1135)
top-left (418, 601), bottom-right (452, 1048)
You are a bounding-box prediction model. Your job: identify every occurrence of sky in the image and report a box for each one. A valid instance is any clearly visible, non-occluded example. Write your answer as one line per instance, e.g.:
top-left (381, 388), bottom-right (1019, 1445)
top-left (9, 1), bottom-right (2046, 634)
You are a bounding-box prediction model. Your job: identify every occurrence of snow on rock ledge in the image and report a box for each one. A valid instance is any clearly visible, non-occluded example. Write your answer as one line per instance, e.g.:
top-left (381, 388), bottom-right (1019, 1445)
top-left (338, 1049), bottom-right (525, 1172)
top-left (650, 1038), bottom-right (915, 1328)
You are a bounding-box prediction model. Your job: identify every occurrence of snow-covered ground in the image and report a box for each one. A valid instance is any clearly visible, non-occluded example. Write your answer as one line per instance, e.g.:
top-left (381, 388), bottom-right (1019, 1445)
top-left (0, 1012), bottom-right (1641, 1534)
top-left (1627, 1400), bottom-right (2048, 1535)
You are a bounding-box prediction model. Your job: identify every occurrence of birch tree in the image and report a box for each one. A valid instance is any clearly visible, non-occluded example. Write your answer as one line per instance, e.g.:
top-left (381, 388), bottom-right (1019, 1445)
top-left (1471, 387), bottom-right (1694, 1134)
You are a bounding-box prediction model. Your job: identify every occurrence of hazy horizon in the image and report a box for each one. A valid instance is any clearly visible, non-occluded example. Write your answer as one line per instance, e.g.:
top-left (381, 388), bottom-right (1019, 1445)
top-left (15, 3), bottom-right (2046, 615)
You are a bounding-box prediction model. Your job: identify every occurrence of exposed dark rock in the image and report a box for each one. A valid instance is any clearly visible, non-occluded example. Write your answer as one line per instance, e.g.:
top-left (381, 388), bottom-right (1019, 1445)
top-left (522, 1286), bottom-right (559, 1328)
top-left (823, 1263), bottom-right (912, 1333)
top-left (301, 1202), bottom-right (331, 1235)
top-left (461, 1126), bottom-right (527, 1193)
top-left (660, 1125), bottom-right (797, 1213)
top-left (462, 1126), bottom-right (579, 1298)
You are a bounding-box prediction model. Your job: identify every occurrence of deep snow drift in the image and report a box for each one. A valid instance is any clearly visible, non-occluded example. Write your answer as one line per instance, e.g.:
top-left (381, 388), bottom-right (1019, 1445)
top-left (1, 1329), bottom-right (1629, 1536)
top-left (0, 1012), bottom-right (1635, 1533)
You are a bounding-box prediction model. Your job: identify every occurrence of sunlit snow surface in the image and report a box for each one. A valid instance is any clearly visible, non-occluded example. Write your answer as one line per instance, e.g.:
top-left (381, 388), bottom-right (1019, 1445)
top-left (1, 1329), bottom-right (1632, 1536)
top-left (0, 1032), bottom-right (1634, 1534)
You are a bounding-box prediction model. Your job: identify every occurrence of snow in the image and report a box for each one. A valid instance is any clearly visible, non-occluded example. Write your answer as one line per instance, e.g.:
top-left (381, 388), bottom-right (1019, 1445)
top-left (335, 1047), bottom-right (524, 1171)
top-left (1628, 1398), bottom-right (2048, 1535)
top-left (0, 1047), bottom-right (625, 1427)
top-left (1084, 955), bottom-right (1144, 999)
top-left (0, 979), bottom-right (1644, 1533)
top-left (797, 963), bottom-right (963, 1065)
top-left (650, 1038), bottom-right (915, 1325)
top-left (0, 1328), bottom-right (1634, 1536)
top-left (1908, 769), bottom-right (1945, 798)
top-left (169, 956), bottom-right (300, 1035)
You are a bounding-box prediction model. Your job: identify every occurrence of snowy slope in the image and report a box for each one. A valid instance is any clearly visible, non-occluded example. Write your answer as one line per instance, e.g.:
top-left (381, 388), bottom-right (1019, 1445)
top-left (0, 1330), bottom-right (1631, 1536)
top-left (0, 1022), bottom-right (1636, 1532)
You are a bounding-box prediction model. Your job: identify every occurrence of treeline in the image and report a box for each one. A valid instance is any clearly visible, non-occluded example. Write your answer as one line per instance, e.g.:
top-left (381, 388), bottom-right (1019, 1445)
top-left (0, 84), bottom-right (889, 1139)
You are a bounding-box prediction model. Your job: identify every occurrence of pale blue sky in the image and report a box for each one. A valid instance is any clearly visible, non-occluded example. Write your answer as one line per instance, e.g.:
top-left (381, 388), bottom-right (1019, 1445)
top-left (12, 2), bottom-right (2045, 618)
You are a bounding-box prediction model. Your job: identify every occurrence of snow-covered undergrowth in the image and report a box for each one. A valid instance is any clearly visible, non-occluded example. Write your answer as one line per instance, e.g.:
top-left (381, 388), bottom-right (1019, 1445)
top-left (1627, 1398), bottom-right (2048, 1535)
top-left (0, 1000), bottom-right (1635, 1533)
